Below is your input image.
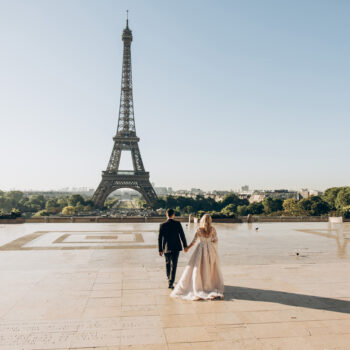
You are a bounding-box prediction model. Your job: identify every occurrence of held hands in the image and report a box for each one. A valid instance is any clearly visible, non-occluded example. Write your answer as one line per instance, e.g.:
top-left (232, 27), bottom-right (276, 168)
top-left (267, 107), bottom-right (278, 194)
top-left (184, 246), bottom-right (190, 253)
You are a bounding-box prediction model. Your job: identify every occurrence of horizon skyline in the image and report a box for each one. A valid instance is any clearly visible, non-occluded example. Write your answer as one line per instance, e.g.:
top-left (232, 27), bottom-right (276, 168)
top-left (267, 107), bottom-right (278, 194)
top-left (3, 184), bottom-right (329, 193)
top-left (1, 1), bottom-right (349, 192)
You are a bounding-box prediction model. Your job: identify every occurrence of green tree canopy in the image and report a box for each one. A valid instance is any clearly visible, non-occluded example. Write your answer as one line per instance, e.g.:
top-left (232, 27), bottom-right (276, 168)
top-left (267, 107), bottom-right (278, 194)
top-left (220, 194), bottom-right (249, 210)
top-left (298, 196), bottom-right (330, 216)
top-left (29, 195), bottom-right (46, 210)
top-left (33, 209), bottom-right (51, 217)
top-left (334, 187), bottom-right (350, 209)
top-left (323, 187), bottom-right (348, 209)
top-left (283, 198), bottom-right (302, 216)
top-left (68, 194), bottom-right (85, 207)
top-left (262, 197), bottom-right (283, 214)
top-left (62, 206), bottom-right (75, 215)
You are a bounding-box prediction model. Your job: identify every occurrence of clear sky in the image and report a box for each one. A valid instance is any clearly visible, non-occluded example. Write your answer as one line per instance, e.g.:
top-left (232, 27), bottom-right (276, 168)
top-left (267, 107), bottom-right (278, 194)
top-left (0, 0), bottom-right (349, 192)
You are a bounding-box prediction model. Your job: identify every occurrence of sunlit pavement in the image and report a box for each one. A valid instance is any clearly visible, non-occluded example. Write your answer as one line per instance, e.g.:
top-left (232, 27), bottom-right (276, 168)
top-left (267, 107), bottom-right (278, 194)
top-left (0, 222), bottom-right (349, 349)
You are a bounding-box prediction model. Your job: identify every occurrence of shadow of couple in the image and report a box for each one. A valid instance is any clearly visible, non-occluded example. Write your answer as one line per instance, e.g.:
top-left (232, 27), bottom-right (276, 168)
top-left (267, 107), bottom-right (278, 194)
top-left (223, 285), bottom-right (350, 314)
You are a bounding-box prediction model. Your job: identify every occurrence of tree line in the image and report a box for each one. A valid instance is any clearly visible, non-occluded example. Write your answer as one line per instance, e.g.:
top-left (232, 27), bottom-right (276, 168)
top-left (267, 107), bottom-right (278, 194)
top-left (155, 187), bottom-right (350, 218)
top-left (0, 191), bottom-right (93, 218)
top-left (0, 187), bottom-right (350, 218)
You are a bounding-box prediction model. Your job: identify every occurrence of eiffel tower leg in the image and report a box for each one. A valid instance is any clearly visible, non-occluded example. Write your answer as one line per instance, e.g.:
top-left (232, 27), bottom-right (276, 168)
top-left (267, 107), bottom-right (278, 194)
top-left (106, 145), bottom-right (122, 172)
top-left (137, 180), bottom-right (158, 208)
top-left (92, 179), bottom-right (114, 208)
top-left (131, 144), bottom-right (145, 172)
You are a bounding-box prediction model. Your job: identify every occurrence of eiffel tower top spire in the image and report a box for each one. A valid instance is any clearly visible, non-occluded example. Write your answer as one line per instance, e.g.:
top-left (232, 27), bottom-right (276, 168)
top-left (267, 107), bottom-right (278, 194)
top-left (117, 10), bottom-right (135, 136)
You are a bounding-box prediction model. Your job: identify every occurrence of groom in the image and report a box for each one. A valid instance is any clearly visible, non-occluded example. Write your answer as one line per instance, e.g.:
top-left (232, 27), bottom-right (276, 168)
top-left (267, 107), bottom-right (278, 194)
top-left (158, 209), bottom-right (188, 289)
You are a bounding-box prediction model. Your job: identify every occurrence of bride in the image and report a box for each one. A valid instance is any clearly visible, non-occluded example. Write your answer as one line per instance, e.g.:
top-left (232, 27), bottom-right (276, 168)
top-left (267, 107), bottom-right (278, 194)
top-left (170, 214), bottom-right (224, 300)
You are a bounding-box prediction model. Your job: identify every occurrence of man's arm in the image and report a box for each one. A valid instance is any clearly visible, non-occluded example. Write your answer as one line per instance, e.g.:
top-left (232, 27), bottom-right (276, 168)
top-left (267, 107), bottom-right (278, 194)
top-left (158, 224), bottom-right (164, 255)
top-left (178, 222), bottom-right (188, 249)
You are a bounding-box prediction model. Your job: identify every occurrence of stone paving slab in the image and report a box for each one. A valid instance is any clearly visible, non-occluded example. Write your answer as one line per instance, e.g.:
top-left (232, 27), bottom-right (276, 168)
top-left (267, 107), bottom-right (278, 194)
top-left (0, 222), bottom-right (349, 349)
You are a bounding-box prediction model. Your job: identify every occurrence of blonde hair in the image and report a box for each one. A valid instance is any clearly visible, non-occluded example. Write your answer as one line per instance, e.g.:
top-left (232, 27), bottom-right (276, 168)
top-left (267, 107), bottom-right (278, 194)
top-left (200, 214), bottom-right (212, 235)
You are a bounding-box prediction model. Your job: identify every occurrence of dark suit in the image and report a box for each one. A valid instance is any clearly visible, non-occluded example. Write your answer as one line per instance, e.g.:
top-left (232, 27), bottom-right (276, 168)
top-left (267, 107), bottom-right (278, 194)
top-left (158, 218), bottom-right (188, 286)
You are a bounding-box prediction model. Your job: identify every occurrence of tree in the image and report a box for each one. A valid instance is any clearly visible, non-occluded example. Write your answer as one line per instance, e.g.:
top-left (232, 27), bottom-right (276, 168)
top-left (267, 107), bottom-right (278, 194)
top-left (307, 196), bottom-right (330, 216)
top-left (262, 197), bottom-right (283, 214)
top-left (164, 195), bottom-right (177, 209)
top-left (249, 202), bottom-right (264, 215)
top-left (17, 197), bottom-right (33, 212)
top-left (236, 203), bottom-right (263, 216)
top-left (222, 204), bottom-right (236, 212)
top-left (45, 198), bottom-right (60, 213)
top-left (85, 199), bottom-right (94, 207)
top-left (183, 206), bottom-right (194, 214)
top-left (105, 198), bottom-right (119, 209)
top-left (220, 194), bottom-right (248, 211)
top-left (323, 187), bottom-right (348, 210)
top-left (68, 194), bottom-right (85, 207)
top-left (62, 206), bottom-right (75, 215)
top-left (298, 196), bottom-right (330, 216)
top-left (75, 202), bottom-right (85, 213)
top-left (134, 198), bottom-right (146, 208)
top-left (10, 208), bottom-right (21, 218)
top-left (57, 197), bottom-right (69, 209)
top-left (283, 198), bottom-right (303, 216)
top-left (221, 204), bottom-right (236, 217)
top-left (237, 205), bottom-right (250, 216)
top-left (33, 209), bottom-right (50, 217)
top-left (335, 187), bottom-right (350, 209)
top-left (341, 205), bottom-right (350, 218)
top-left (0, 191), bottom-right (25, 211)
top-left (29, 195), bottom-right (46, 210)
top-left (5, 191), bottom-right (24, 203)
top-left (155, 198), bottom-right (166, 209)
top-left (298, 198), bottom-right (313, 215)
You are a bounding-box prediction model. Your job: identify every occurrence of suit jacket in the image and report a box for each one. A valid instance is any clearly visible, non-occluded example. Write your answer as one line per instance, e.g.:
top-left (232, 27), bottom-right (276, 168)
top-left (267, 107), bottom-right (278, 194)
top-left (158, 219), bottom-right (188, 253)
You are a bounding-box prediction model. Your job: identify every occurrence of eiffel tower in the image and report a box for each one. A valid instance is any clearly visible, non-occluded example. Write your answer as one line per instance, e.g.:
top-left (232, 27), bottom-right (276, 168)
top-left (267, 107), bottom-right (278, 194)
top-left (92, 14), bottom-right (158, 208)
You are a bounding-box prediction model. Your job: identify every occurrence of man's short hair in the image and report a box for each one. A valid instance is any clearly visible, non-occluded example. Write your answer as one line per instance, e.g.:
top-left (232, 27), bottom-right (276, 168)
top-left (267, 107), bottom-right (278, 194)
top-left (167, 208), bottom-right (175, 217)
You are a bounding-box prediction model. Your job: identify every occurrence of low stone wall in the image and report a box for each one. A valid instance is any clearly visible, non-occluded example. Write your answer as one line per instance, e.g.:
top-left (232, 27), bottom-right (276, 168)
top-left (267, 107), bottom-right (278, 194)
top-left (0, 216), bottom-right (349, 224)
top-left (0, 218), bottom-right (25, 224)
top-left (241, 216), bottom-right (330, 223)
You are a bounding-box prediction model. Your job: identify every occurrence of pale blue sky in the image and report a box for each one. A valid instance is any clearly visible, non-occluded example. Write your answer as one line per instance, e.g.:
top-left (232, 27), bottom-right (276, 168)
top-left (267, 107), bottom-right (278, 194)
top-left (0, 0), bottom-right (349, 191)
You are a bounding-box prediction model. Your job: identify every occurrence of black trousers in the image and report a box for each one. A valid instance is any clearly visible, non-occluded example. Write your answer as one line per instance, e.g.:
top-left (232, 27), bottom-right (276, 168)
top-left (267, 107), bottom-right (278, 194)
top-left (164, 251), bottom-right (179, 285)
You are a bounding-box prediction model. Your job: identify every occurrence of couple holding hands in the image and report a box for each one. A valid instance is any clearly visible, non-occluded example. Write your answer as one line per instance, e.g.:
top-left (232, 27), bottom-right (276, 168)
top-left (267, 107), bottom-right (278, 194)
top-left (158, 209), bottom-right (224, 301)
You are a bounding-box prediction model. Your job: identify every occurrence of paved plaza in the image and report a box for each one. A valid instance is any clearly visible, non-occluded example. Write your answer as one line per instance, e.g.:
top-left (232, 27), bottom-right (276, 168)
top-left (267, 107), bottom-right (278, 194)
top-left (0, 221), bottom-right (349, 349)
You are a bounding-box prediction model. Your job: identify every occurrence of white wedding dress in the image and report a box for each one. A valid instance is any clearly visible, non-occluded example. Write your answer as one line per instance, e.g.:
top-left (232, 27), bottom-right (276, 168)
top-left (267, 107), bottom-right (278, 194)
top-left (170, 226), bottom-right (224, 300)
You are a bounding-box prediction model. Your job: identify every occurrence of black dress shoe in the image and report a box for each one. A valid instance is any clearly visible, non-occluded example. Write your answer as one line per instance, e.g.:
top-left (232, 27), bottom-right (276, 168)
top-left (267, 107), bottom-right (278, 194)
top-left (168, 284), bottom-right (174, 289)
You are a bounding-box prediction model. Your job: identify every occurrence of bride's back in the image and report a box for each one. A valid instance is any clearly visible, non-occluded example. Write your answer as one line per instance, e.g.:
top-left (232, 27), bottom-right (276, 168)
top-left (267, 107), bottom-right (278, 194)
top-left (198, 227), bottom-right (212, 238)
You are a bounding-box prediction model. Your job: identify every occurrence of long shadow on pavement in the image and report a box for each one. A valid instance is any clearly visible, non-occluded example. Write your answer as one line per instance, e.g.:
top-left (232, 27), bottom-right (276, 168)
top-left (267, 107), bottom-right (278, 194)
top-left (224, 285), bottom-right (350, 314)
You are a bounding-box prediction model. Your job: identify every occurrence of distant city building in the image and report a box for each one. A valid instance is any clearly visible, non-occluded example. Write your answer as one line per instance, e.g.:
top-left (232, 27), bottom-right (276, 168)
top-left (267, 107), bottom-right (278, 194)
top-left (210, 190), bottom-right (232, 196)
top-left (190, 188), bottom-right (204, 195)
top-left (241, 185), bottom-right (249, 192)
top-left (249, 190), bottom-right (299, 203)
top-left (299, 189), bottom-right (309, 198)
top-left (205, 190), bottom-right (233, 201)
top-left (299, 189), bottom-right (323, 198)
top-left (154, 187), bottom-right (170, 196)
top-left (249, 194), bottom-right (266, 203)
top-left (309, 189), bottom-right (322, 196)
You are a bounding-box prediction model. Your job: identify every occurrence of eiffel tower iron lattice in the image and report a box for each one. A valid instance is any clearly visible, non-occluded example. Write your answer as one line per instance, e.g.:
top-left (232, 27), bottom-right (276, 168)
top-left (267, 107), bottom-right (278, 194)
top-left (92, 16), bottom-right (158, 208)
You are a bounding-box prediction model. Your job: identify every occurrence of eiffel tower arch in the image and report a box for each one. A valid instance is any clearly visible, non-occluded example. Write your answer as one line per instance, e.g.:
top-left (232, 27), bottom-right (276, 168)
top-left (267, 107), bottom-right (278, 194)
top-left (92, 15), bottom-right (158, 208)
